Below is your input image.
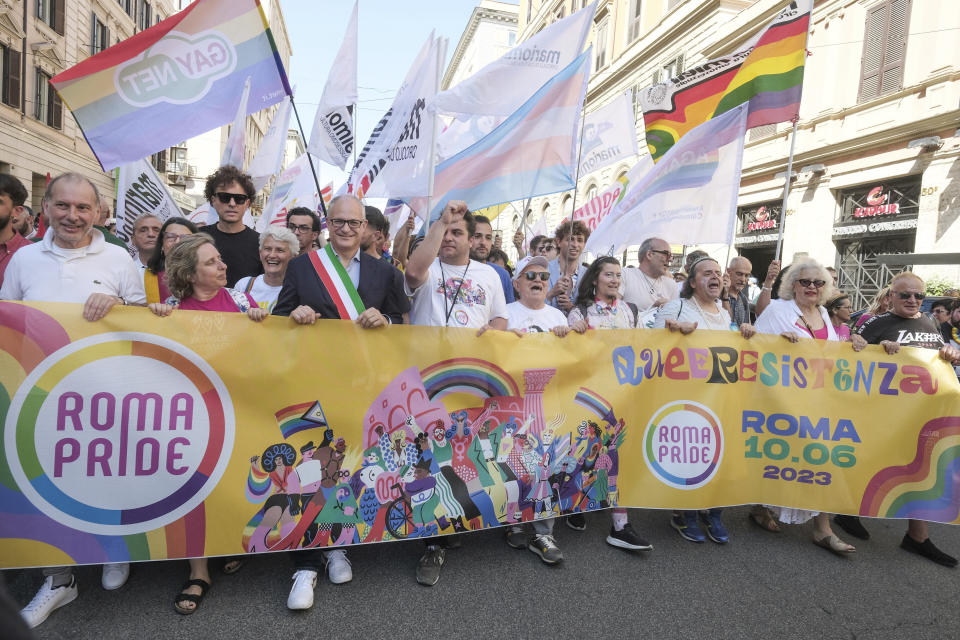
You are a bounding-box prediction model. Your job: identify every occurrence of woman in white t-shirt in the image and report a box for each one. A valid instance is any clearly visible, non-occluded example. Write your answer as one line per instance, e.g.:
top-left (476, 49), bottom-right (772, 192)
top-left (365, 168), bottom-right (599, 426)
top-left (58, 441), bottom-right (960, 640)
top-left (234, 226), bottom-right (299, 313)
top-left (654, 256), bottom-right (756, 546)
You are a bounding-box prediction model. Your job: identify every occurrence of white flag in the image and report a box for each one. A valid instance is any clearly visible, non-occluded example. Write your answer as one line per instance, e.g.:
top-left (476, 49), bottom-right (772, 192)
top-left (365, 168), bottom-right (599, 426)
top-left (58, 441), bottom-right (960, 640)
top-left (573, 154), bottom-right (652, 232)
top-left (249, 94), bottom-right (294, 191)
top-left (432, 2), bottom-right (595, 118)
top-left (258, 154), bottom-right (327, 232)
top-left (114, 159), bottom-right (184, 255)
top-left (348, 33), bottom-right (444, 199)
top-left (186, 203), bottom-right (209, 225)
top-left (221, 77), bottom-right (252, 169)
top-left (307, 1), bottom-right (358, 169)
top-left (578, 90), bottom-right (640, 177)
top-left (585, 104), bottom-right (748, 256)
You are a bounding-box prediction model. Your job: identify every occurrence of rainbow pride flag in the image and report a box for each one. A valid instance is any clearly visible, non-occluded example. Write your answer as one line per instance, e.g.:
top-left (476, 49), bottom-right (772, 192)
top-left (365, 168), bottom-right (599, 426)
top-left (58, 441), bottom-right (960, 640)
top-left (274, 400), bottom-right (327, 440)
top-left (639, 0), bottom-right (810, 160)
top-left (51, 0), bottom-right (290, 170)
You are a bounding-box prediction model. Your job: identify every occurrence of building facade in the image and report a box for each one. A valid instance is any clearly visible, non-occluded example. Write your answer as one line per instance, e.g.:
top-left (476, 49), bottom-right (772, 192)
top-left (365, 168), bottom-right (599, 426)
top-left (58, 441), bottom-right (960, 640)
top-left (503, 0), bottom-right (959, 307)
top-left (0, 0), bottom-right (176, 213)
top-left (442, 0), bottom-right (519, 91)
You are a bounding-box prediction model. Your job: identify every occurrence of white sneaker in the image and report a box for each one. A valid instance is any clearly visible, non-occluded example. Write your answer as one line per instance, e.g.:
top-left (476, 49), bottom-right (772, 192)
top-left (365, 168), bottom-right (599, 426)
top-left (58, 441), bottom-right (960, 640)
top-left (101, 562), bottom-right (130, 590)
top-left (286, 570), bottom-right (317, 610)
top-left (323, 549), bottom-right (352, 584)
top-left (20, 576), bottom-right (78, 628)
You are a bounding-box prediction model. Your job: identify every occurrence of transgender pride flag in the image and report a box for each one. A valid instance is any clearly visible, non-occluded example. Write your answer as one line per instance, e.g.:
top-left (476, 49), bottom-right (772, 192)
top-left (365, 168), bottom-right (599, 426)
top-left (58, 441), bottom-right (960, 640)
top-left (51, 0), bottom-right (290, 170)
top-left (422, 49), bottom-right (591, 221)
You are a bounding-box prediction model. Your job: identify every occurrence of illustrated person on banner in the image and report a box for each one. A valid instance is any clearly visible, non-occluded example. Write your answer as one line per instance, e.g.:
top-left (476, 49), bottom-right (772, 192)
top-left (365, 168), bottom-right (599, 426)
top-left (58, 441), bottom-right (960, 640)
top-left (2, 172), bottom-right (146, 630)
top-left (842, 272), bottom-right (960, 568)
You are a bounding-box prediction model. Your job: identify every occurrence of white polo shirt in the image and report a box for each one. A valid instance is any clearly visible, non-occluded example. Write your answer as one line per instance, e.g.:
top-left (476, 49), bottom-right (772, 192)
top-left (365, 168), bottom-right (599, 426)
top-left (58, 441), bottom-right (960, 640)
top-left (0, 228), bottom-right (147, 304)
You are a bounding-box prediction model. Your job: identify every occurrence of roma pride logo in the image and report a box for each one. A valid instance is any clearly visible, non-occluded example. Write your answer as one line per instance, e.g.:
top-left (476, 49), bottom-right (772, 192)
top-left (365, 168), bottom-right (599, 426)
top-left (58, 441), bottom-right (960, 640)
top-left (642, 401), bottom-right (723, 489)
top-left (115, 30), bottom-right (237, 107)
top-left (4, 333), bottom-right (235, 535)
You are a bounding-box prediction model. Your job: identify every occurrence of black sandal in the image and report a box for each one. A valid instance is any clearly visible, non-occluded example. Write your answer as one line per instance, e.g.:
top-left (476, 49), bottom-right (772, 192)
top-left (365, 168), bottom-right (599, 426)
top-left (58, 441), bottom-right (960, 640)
top-left (221, 556), bottom-right (245, 575)
top-left (173, 578), bottom-right (210, 615)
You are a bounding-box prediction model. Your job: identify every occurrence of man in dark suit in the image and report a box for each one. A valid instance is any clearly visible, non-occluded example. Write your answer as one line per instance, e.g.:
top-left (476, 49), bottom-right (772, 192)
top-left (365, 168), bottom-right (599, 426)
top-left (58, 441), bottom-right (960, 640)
top-left (273, 194), bottom-right (409, 326)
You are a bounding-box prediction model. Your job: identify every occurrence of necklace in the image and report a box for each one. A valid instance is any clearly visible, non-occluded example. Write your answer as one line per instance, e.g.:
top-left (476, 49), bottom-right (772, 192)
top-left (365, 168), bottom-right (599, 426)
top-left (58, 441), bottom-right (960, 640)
top-left (440, 260), bottom-right (470, 327)
top-left (638, 269), bottom-right (664, 299)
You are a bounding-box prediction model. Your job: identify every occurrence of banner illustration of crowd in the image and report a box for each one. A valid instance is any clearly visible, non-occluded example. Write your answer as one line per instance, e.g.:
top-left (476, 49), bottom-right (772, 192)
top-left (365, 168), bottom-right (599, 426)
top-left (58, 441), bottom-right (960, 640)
top-left (241, 360), bottom-right (627, 551)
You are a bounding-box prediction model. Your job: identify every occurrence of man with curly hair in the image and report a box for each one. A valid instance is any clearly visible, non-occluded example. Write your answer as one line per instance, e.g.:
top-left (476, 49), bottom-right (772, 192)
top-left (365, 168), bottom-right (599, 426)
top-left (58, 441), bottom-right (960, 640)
top-left (199, 165), bottom-right (262, 287)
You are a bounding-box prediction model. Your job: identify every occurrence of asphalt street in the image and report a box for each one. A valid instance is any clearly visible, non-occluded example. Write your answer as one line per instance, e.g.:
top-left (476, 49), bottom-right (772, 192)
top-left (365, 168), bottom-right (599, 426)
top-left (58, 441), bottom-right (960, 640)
top-left (4, 507), bottom-right (959, 640)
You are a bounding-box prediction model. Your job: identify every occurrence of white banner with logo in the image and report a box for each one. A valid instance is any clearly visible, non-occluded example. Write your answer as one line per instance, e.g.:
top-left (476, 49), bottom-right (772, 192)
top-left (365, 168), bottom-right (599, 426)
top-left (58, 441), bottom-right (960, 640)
top-left (578, 90), bottom-right (639, 177)
top-left (307, 1), bottom-right (358, 170)
top-left (114, 159), bottom-right (184, 254)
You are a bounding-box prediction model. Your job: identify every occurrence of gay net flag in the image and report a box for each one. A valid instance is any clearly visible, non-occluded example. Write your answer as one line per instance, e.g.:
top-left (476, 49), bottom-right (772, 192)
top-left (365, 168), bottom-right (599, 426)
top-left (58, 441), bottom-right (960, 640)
top-left (51, 0), bottom-right (290, 170)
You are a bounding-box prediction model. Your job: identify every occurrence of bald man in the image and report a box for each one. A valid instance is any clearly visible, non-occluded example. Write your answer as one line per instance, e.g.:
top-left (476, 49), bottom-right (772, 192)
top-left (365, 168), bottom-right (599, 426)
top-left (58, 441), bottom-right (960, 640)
top-left (725, 256), bottom-right (753, 326)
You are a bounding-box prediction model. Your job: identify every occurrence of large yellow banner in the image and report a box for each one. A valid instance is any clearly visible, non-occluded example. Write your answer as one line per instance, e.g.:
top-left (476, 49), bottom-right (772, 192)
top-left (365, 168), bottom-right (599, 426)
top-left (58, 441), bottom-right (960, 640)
top-left (1, 301), bottom-right (958, 569)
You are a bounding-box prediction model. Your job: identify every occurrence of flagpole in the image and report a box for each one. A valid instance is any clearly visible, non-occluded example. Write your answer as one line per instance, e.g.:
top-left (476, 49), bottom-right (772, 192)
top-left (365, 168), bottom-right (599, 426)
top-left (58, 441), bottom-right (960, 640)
top-left (289, 94), bottom-right (329, 219)
top-left (773, 117), bottom-right (798, 261)
top-left (424, 37), bottom-right (447, 234)
top-left (568, 104), bottom-right (588, 221)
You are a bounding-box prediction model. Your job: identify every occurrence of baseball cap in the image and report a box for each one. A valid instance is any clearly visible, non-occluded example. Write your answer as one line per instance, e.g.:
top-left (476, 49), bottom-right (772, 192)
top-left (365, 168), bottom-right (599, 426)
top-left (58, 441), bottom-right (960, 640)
top-left (512, 255), bottom-right (549, 280)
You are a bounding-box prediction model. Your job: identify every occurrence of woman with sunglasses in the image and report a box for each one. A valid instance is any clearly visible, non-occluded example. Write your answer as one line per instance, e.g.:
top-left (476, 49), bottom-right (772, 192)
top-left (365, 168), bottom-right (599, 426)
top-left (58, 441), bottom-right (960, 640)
top-left (825, 291), bottom-right (854, 341)
top-left (836, 272), bottom-right (960, 567)
top-left (144, 216), bottom-right (198, 303)
top-left (753, 258), bottom-right (856, 555)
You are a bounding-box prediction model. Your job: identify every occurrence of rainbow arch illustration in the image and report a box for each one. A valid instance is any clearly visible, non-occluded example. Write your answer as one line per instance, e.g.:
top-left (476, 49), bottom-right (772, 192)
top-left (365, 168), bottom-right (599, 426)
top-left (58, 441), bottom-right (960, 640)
top-left (860, 417), bottom-right (960, 523)
top-left (420, 357), bottom-right (520, 400)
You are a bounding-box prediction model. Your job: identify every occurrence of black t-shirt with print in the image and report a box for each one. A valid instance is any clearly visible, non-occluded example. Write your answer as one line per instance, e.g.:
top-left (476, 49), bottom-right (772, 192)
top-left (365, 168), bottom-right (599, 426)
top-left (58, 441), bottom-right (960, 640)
top-left (856, 311), bottom-right (945, 350)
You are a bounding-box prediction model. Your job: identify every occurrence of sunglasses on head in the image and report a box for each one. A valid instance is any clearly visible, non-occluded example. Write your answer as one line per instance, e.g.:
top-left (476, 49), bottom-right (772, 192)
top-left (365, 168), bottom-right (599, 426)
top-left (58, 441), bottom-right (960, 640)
top-left (522, 271), bottom-right (551, 281)
top-left (797, 278), bottom-right (826, 289)
top-left (215, 192), bottom-right (249, 205)
top-left (895, 291), bottom-right (925, 301)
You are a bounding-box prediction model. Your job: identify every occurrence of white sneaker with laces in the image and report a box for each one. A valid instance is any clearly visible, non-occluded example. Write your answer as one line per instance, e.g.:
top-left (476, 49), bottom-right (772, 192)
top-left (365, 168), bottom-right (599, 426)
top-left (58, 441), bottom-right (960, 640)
top-left (286, 570), bottom-right (317, 610)
top-left (101, 562), bottom-right (130, 590)
top-left (20, 576), bottom-right (78, 629)
top-left (323, 549), bottom-right (352, 584)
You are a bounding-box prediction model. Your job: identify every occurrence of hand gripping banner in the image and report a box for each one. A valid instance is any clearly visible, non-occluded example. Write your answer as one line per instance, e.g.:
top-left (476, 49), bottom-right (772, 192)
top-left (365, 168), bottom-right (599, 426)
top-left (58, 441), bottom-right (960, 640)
top-left (1, 301), bottom-right (958, 569)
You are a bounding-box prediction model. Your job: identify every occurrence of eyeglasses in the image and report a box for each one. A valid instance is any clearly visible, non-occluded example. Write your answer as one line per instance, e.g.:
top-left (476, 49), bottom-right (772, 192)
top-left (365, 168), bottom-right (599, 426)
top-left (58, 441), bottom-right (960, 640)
top-left (214, 192), bottom-right (250, 205)
top-left (522, 271), bottom-right (551, 281)
top-left (287, 224), bottom-right (314, 233)
top-left (329, 218), bottom-right (364, 229)
top-left (895, 291), bottom-right (925, 301)
top-left (538, 245), bottom-right (555, 253)
top-left (163, 232), bottom-right (190, 241)
top-left (649, 249), bottom-right (671, 258)
top-left (797, 278), bottom-right (826, 289)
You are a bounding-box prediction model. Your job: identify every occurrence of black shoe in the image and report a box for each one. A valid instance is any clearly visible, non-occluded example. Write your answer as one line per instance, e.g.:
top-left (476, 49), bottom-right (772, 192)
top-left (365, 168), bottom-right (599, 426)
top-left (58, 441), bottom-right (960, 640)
top-left (833, 515), bottom-right (870, 540)
top-left (900, 534), bottom-right (958, 568)
top-left (566, 513), bottom-right (586, 531)
top-left (606, 523), bottom-right (653, 551)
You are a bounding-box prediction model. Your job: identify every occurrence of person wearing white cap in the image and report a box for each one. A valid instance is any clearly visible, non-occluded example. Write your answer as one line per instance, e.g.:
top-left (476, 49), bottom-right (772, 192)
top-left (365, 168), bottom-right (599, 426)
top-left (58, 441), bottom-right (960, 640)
top-left (498, 255), bottom-right (585, 563)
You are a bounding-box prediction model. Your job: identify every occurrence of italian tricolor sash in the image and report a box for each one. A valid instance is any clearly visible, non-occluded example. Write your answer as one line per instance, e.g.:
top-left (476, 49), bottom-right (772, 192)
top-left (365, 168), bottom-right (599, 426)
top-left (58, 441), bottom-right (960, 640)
top-left (307, 244), bottom-right (366, 320)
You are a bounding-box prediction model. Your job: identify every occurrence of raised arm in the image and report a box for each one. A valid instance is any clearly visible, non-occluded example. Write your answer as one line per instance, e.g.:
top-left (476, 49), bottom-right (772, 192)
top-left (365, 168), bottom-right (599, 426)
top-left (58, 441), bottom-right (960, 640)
top-left (405, 200), bottom-right (467, 291)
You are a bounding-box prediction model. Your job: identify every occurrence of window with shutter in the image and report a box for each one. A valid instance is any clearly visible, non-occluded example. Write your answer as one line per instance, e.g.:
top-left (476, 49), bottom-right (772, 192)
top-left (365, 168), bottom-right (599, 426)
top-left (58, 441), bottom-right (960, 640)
top-left (858, 0), bottom-right (911, 103)
top-left (53, 0), bottom-right (65, 35)
top-left (50, 84), bottom-right (62, 129)
top-left (5, 47), bottom-right (22, 108)
top-left (628, 0), bottom-right (643, 41)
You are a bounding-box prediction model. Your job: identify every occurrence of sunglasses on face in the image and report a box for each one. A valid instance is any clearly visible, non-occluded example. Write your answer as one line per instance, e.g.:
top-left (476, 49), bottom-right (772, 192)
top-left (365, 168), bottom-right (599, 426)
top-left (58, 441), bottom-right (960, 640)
top-left (895, 291), bottom-right (925, 301)
top-left (797, 278), bottom-right (826, 289)
top-left (522, 271), bottom-right (551, 281)
top-left (214, 192), bottom-right (249, 205)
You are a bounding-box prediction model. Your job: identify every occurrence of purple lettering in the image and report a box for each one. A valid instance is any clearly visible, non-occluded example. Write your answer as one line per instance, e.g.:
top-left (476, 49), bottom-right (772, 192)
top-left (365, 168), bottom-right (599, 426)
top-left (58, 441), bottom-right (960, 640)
top-left (53, 439), bottom-right (80, 477)
top-left (167, 437), bottom-right (189, 475)
top-left (90, 392), bottom-right (115, 431)
top-left (87, 438), bottom-right (113, 476)
top-left (57, 393), bottom-right (84, 431)
top-left (135, 438), bottom-right (160, 475)
top-left (169, 394), bottom-right (193, 430)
